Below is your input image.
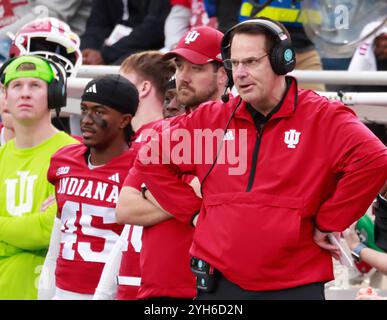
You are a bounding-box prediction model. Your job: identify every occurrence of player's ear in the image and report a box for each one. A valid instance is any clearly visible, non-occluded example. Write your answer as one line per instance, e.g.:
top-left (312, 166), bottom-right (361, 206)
top-left (120, 114), bottom-right (132, 129)
top-left (138, 80), bottom-right (152, 99)
top-left (217, 66), bottom-right (228, 88)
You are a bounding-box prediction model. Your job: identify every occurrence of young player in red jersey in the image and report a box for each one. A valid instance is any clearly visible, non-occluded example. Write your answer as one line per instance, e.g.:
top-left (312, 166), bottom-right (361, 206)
top-left (38, 74), bottom-right (139, 299)
top-left (94, 51), bottom-right (177, 300)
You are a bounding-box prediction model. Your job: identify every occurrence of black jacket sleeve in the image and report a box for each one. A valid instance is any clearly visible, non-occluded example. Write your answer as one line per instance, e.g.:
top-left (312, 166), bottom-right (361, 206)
top-left (80, 0), bottom-right (122, 50)
top-left (374, 194), bottom-right (387, 252)
top-left (215, 0), bottom-right (241, 33)
top-left (101, 0), bottom-right (171, 64)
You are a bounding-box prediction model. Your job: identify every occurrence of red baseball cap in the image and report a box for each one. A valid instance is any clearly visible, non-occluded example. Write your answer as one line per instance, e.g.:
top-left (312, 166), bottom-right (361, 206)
top-left (164, 26), bottom-right (224, 65)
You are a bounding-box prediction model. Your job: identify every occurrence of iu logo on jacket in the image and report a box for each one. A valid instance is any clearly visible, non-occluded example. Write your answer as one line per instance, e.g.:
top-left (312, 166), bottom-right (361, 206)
top-left (5, 171), bottom-right (38, 216)
top-left (284, 129), bottom-right (301, 149)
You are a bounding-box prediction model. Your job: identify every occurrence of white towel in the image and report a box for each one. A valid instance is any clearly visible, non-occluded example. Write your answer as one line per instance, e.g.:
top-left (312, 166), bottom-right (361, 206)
top-left (348, 21), bottom-right (387, 71)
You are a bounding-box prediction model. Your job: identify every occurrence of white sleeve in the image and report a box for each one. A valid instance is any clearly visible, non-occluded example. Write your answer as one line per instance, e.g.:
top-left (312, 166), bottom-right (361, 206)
top-left (37, 217), bottom-right (61, 300)
top-left (93, 225), bottom-right (130, 300)
top-left (348, 22), bottom-right (387, 72)
top-left (348, 37), bottom-right (377, 71)
top-left (163, 4), bottom-right (191, 51)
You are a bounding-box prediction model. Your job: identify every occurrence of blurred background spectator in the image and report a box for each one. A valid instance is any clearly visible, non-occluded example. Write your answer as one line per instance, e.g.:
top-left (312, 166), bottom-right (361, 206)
top-left (31, 0), bottom-right (92, 36)
top-left (201, 0), bottom-right (326, 91)
top-left (300, 1), bottom-right (387, 91)
top-left (0, 0), bottom-right (91, 62)
top-left (348, 20), bottom-right (387, 92)
top-left (80, 0), bottom-right (171, 65)
top-left (163, 0), bottom-right (217, 52)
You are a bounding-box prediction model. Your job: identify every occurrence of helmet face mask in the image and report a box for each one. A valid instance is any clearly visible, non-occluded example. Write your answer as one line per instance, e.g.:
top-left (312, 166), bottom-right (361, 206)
top-left (9, 17), bottom-right (82, 77)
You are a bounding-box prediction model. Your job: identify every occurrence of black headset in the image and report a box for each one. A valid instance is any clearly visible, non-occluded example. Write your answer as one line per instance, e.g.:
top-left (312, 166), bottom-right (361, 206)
top-left (221, 17), bottom-right (296, 85)
top-left (0, 55), bottom-right (67, 112)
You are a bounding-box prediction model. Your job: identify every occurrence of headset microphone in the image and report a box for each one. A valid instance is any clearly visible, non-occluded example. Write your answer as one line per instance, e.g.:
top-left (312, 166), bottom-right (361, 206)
top-left (221, 77), bottom-right (234, 103)
top-left (221, 87), bottom-right (229, 103)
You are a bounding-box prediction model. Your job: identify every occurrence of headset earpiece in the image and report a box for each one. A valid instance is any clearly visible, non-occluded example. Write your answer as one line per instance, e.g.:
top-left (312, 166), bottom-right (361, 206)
top-left (0, 57), bottom-right (16, 85)
top-left (270, 38), bottom-right (295, 75)
top-left (45, 58), bottom-right (67, 111)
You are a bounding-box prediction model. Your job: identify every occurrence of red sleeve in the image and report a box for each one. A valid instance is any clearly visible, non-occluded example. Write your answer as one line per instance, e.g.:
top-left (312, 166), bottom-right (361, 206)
top-left (47, 154), bottom-right (58, 185)
top-left (71, 135), bottom-right (83, 143)
top-left (316, 104), bottom-right (387, 231)
top-left (134, 112), bottom-right (202, 224)
top-left (171, 0), bottom-right (190, 7)
top-left (123, 167), bottom-right (143, 191)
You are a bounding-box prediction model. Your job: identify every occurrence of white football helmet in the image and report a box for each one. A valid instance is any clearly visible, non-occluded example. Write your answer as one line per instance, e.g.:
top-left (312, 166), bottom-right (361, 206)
top-left (9, 17), bottom-right (82, 77)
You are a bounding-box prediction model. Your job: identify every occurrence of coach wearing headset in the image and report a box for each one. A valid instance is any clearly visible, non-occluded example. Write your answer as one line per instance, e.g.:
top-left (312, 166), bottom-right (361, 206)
top-left (133, 18), bottom-right (387, 299)
top-left (0, 55), bottom-right (78, 299)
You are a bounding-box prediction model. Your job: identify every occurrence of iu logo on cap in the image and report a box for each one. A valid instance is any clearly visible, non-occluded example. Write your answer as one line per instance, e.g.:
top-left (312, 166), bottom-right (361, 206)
top-left (185, 30), bottom-right (200, 44)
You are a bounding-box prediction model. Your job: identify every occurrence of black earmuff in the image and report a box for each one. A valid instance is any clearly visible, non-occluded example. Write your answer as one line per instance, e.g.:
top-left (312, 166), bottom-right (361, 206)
top-left (221, 18), bottom-right (296, 78)
top-left (47, 58), bottom-right (67, 111)
top-left (0, 55), bottom-right (67, 112)
top-left (0, 58), bottom-right (11, 85)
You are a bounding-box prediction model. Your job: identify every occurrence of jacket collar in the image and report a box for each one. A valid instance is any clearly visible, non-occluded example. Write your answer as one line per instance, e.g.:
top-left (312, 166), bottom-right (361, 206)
top-left (234, 76), bottom-right (298, 123)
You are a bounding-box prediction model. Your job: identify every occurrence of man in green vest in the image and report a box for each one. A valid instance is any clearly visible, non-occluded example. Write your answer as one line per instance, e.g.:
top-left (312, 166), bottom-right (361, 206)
top-left (0, 55), bottom-right (78, 299)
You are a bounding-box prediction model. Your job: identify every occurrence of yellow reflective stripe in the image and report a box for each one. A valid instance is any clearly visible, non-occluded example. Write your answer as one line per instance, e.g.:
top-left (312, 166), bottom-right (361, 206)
top-left (298, 9), bottom-right (321, 24)
top-left (240, 3), bottom-right (321, 24)
top-left (240, 2), bottom-right (254, 17)
top-left (256, 7), bottom-right (299, 23)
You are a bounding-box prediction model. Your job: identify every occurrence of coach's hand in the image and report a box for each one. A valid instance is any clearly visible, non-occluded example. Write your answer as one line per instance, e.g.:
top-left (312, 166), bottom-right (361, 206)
top-left (313, 228), bottom-right (341, 260)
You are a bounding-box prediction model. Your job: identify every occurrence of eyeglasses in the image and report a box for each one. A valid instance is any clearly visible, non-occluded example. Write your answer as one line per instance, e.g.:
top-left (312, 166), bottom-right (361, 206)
top-left (223, 54), bottom-right (269, 71)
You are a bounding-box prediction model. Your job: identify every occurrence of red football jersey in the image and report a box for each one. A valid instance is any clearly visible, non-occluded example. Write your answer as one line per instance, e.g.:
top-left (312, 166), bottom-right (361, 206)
top-left (116, 224), bottom-right (143, 300)
top-left (131, 120), bottom-right (160, 154)
top-left (123, 167), bottom-right (196, 299)
top-left (47, 144), bottom-right (136, 294)
top-left (117, 116), bottom-right (196, 299)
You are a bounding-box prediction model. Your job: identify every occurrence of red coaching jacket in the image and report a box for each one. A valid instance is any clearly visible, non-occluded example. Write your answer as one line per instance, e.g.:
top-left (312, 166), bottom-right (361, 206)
top-left (134, 77), bottom-right (387, 291)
